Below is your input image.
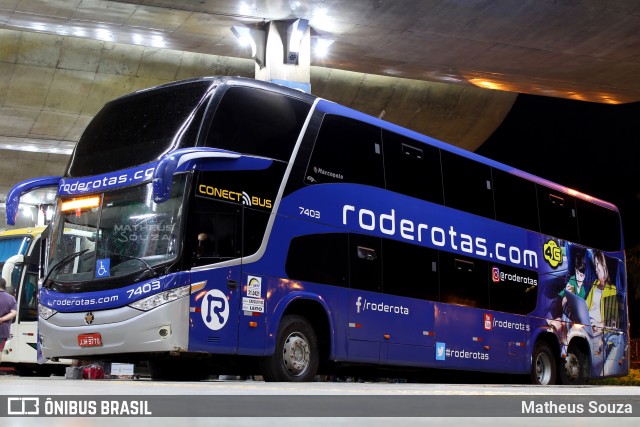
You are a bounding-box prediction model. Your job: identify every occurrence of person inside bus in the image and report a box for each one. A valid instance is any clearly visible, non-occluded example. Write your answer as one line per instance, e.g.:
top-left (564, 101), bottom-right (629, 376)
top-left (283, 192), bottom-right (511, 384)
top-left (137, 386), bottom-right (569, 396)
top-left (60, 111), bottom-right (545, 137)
top-left (586, 250), bottom-right (617, 332)
top-left (196, 232), bottom-right (216, 258)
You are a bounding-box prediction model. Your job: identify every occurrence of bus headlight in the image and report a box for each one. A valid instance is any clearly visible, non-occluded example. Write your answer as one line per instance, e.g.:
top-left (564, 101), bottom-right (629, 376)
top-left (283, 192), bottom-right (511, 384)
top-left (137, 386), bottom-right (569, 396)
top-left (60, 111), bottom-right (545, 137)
top-left (39, 304), bottom-right (57, 320)
top-left (128, 285), bottom-right (190, 311)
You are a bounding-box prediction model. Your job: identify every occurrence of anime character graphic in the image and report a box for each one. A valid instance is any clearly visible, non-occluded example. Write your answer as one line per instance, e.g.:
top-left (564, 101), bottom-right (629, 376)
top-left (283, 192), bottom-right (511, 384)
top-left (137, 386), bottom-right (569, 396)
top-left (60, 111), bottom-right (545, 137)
top-left (559, 247), bottom-right (625, 378)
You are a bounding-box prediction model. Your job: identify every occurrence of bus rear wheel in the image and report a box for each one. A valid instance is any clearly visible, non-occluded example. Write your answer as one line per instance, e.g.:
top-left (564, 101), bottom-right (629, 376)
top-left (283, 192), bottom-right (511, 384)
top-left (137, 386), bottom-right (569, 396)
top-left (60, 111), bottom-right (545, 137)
top-left (531, 341), bottom-right (556, 385)
top-left (261, 315), bottom-right (319, 382)
top-left (559, 344), bottom-right (589, 385)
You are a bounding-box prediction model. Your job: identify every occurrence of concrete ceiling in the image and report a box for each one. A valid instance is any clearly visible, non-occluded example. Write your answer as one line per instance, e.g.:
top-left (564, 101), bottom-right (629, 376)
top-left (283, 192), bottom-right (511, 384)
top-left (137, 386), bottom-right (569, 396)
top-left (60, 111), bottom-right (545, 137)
top-left (1, 0), bottom-right (639, 225)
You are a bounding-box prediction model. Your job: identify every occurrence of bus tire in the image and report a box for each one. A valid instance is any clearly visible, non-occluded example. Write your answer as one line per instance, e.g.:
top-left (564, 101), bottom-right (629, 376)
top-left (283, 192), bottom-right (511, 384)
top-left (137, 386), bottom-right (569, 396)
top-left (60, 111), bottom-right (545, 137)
top-left (261, 315), bottom-right (319, 382)
top-left (559, 344), bottom-right (589, 385)
top-left (531, 341), bottom-right (556, 385)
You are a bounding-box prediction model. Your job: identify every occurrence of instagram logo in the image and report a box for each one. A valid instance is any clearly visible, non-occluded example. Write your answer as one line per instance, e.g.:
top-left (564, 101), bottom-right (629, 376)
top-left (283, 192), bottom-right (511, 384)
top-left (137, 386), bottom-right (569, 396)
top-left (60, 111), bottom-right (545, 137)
top-left (484, 313), bottom-right (493, 331)
top-left (492, 267), bottom-right (500, 283)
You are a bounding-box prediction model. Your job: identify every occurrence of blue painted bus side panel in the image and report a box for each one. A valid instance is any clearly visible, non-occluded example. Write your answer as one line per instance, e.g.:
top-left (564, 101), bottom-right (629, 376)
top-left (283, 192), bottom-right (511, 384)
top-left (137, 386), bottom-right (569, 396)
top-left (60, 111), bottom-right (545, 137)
top-left (347, 290), bottom-right (435, 366)
top-left (433, 304), bottom-right (527, 373)
top-left (188, 267), bottom-right (241, 354)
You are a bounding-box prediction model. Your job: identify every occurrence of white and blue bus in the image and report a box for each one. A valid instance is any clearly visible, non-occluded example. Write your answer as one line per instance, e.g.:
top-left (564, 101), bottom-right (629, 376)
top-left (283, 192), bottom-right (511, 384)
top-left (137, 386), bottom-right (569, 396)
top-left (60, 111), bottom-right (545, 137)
top-left (5, 77), bottom-right (628, 384)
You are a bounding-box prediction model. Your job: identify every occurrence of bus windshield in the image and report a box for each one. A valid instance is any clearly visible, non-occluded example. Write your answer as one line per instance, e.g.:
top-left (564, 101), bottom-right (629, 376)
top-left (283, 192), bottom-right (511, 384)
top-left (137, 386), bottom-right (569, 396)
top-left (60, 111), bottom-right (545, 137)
top-left (47, 175), bottom-right (188, 286)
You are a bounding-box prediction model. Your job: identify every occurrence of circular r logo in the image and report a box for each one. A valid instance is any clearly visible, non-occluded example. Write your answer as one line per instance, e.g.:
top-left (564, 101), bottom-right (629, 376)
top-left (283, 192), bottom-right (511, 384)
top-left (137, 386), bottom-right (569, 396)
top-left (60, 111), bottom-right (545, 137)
top-left (200, 289), bottom-right (229, 330)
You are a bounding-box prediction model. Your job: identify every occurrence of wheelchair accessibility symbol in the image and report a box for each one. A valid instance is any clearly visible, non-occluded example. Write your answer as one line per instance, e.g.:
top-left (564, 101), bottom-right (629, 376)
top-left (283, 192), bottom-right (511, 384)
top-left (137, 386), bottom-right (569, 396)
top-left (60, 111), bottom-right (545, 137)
top-left (96, 258), bottom-right (110, 278)
top-left (200, 289), bottom-right (229, 330)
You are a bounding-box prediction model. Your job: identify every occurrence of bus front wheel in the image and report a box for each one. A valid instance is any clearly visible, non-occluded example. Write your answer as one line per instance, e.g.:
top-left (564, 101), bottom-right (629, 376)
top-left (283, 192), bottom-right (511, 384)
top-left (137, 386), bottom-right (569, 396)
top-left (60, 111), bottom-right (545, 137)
top-left (261, 315), bottom-right (319, 382)
top-left (531, 341), bottom-right (556, 385)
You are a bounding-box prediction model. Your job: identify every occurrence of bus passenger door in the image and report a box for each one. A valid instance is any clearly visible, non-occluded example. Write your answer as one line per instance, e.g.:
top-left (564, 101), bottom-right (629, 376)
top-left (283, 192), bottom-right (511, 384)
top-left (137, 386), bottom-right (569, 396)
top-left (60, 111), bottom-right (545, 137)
top-left (237, 207), bottom-right (272, 354)
top-left (188, 202), bottom-right (243, 354)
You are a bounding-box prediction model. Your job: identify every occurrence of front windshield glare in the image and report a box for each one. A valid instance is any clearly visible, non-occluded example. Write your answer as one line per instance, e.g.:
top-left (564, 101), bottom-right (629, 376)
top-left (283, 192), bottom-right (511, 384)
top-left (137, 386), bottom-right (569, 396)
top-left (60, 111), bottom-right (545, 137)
top-left (49, 176), bottom-right (186, 283)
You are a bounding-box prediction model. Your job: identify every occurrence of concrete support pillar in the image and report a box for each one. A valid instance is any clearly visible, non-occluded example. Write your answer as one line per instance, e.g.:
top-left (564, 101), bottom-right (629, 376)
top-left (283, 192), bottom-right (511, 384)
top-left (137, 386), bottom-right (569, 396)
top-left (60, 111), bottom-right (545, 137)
top-left (255, 20), bottom-right (311, 93)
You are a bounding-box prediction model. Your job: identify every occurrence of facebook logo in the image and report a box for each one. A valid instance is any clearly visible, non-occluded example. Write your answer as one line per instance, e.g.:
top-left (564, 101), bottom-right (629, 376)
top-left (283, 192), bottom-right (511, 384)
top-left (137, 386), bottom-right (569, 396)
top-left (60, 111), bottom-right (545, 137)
top-left (435, 342), bottom-right (446, 361)
top-left (7, 397), bottom-right (40, 415)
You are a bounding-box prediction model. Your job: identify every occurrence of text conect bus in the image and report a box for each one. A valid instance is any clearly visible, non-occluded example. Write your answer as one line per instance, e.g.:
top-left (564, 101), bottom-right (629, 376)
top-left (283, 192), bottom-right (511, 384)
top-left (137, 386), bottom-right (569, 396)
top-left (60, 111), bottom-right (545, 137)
top-left (6, 77), bottom-right (628, 383)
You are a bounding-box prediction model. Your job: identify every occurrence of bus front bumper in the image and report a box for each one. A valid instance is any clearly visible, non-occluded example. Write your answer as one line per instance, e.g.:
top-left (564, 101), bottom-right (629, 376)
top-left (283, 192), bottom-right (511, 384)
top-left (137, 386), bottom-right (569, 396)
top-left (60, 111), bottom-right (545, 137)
top-left (38, 297), bottom-right (190, 359)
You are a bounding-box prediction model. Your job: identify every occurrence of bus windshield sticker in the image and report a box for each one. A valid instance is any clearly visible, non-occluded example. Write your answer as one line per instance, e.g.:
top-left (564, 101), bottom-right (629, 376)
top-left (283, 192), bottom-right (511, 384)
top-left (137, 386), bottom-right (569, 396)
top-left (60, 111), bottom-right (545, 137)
top-left (96, 259), bottom-right (110, 278)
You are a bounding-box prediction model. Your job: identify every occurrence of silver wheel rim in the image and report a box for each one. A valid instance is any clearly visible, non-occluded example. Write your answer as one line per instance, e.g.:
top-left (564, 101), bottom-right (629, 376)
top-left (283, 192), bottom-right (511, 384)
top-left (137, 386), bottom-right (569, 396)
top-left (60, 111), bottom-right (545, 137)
top-left (282, 332), bottom-right (310, 376)
top-left (535, 351), bottom-right (553, 384)
top-left (563, 353), bottom-right (580, 382)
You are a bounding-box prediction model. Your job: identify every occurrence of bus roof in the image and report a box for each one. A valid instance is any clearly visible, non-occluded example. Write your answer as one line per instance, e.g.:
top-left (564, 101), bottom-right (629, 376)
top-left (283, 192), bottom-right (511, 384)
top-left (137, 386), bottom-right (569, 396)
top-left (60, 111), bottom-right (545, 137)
top-left (77, 76), bottom-right (620, 213)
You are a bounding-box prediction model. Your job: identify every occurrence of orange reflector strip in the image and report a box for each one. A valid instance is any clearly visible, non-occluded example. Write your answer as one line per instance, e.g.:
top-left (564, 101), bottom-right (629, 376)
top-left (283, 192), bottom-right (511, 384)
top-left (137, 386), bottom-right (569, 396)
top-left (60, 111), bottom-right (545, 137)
top-left (61, 197), bottom-right (100, 212)
top-left (249, 322), bottom-right (258, 328)
top-left (383, 334), bottom-right (391, 339)
top-left (190, 281), bottom-right (206, 293)
top-left (484, 345), bottom-right (490, 350)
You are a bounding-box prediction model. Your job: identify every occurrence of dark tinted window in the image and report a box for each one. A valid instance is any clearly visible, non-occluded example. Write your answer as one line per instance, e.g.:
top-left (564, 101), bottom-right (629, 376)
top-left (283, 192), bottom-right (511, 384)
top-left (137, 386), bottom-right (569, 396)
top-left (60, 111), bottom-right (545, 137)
top-left (305, 115), bottom-right (384, 188)
top-left (20, 238), bottom-right (40, 322)
top-left (441, 150), bottom-right (494, 219)
top-left (382, 239), bottom-right (439, 300)
top-left (349, 234), bottom-right (382, 292)
top-left (69, 81), bottom-right (213, 177)
top-left (489, 264), bottom-right (538, 315)
top-left (439, 252), bottom-right (489, 308)
top-left (537, 186), bottom-right (579, 242)
top-left (205, 87), bottom-right (311, 162)
top-left (285, 234), bottom-right (348, 286)
top-left (576, 200), bottom-right (621, 251)
top-left (187, 198), bottom-right (241, 267)
top-left (492, 169), bottom-right (539, 231)
top-left (382, 130), bottom-right (443, 204)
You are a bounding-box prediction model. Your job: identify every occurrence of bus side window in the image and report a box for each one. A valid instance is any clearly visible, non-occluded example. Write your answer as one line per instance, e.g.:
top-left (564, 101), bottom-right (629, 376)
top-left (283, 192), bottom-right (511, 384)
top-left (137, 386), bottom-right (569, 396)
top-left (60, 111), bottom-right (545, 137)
top-left (439, 251), bottom-right (489, 309)
top-left (575, 199), bottom-right (621, 251)
top-left (382, 130), bottom-right (444, 204)
top-left (285, 233), bottom-right (348, 287)
top-left (305, 115), bottom-right (384, 188)
top-left (20, 238), bottom-right (41, 321)
top-left (489, 265), bottom-right (538, 315)
top-left (349, 234), bottom-right (382, 293)
top-left (19, 273), bottom-right (38, 322)
top-left (537, 185), bottom-right (578, 243)
top-left (492, 168), bottom-right (539, 232)
top-left (382, 238), bottom-right (439, 301)
top-left (441, 150), bottom-right (495, 219)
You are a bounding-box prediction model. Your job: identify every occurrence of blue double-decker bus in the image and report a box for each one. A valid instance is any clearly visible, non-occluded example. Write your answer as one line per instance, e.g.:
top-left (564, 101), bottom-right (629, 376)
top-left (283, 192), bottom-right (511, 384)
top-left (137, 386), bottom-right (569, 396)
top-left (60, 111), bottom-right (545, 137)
top-left (6, 77), bottom-right (628, 384)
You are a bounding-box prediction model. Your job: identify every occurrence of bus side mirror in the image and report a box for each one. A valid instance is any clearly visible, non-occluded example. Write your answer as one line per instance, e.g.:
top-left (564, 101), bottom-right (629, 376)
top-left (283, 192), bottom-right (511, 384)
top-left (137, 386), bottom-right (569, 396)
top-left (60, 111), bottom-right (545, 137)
top-left (1, 254), bottom-right (25, 296)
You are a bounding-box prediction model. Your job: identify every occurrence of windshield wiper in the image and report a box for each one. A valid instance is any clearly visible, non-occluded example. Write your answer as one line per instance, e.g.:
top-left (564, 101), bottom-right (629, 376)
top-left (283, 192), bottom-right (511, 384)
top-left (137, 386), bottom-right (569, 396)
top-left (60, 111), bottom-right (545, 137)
top-left (112, 253), bottom-right (157, 277)
top-left (41, 249), bottom-right (90, 289)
